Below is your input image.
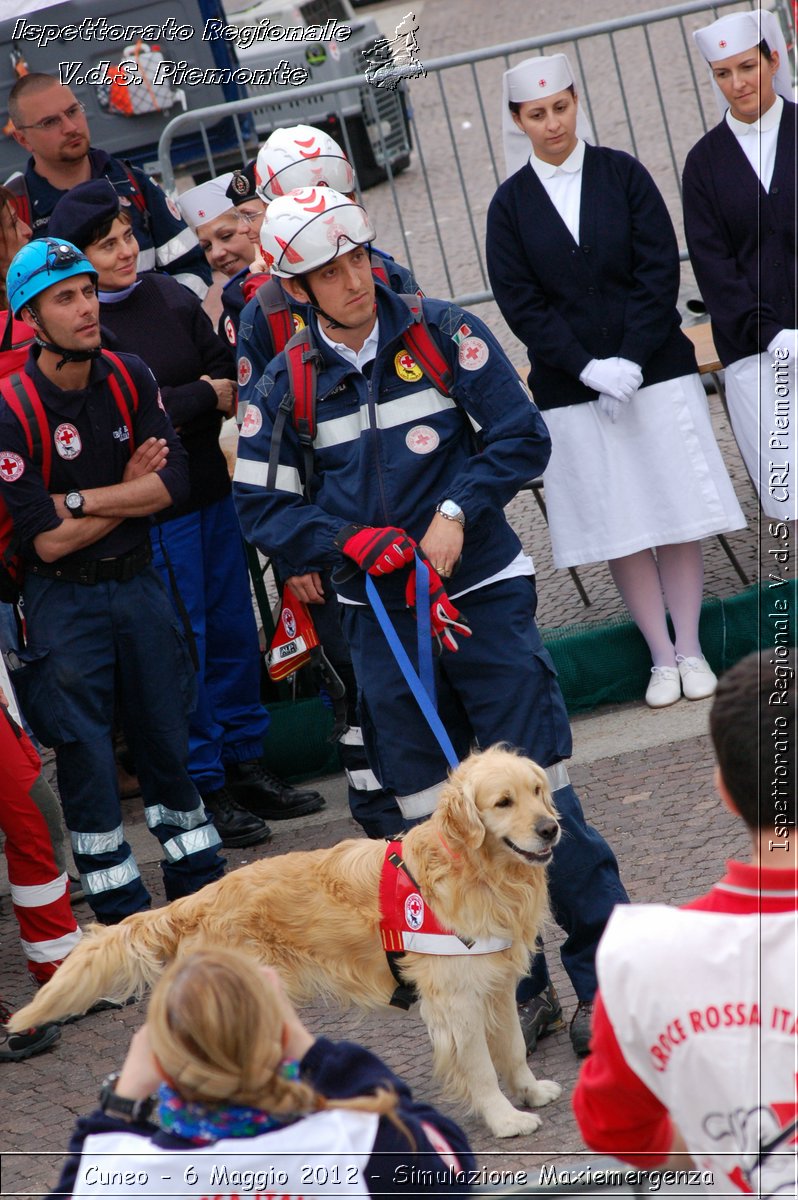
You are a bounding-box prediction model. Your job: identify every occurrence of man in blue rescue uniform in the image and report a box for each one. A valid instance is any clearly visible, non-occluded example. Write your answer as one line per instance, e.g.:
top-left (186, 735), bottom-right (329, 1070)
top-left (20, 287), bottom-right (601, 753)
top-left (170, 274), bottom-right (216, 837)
top-left (233, 189), bottom-right (629, 1055)
top-left (0, 238), bottom-right (225, 924)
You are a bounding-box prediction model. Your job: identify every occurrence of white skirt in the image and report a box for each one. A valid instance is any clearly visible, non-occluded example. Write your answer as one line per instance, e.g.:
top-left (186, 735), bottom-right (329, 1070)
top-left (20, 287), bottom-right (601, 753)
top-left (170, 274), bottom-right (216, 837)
top-left (541, 372), bottom-right (747, 568)
top-left (726, 350), bottom-right (797, 522)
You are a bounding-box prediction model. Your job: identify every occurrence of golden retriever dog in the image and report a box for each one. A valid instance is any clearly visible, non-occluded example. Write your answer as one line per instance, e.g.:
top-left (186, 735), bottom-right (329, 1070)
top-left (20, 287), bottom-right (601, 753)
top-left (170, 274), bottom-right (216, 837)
top-left (9, 746), bottom-right (562, 1137)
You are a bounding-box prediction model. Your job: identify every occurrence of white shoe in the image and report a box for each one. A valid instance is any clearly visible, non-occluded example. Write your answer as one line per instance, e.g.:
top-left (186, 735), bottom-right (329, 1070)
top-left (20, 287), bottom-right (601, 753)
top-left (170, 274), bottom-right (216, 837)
top-left (645, 666), bottom-right (681, 708)
top-left (676, 655), bottom-right (718, 701)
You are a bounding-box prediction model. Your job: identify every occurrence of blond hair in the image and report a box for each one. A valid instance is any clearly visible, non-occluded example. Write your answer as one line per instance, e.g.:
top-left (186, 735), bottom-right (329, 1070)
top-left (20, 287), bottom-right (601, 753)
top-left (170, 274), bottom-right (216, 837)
top-left (147, 948), bottom-right (404, 1129)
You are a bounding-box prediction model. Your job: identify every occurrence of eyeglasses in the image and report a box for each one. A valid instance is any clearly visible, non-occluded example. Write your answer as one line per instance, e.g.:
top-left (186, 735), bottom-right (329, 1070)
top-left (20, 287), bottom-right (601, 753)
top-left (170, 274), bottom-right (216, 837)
top-left (15, 101), bottom-right (86, 133)
top-left (234, 208), bottom-right (264, 226)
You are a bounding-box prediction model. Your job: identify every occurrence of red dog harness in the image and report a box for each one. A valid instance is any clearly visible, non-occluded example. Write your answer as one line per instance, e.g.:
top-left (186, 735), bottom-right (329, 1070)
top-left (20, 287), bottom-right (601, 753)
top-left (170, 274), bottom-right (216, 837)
top-left (379, 840), bottom-right (511, 958)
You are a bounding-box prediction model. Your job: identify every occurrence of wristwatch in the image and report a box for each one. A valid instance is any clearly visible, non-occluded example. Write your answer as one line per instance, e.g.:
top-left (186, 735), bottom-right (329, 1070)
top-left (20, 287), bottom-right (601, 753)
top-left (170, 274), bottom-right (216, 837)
top-left (64, 491), bottom-right (86, 519)
top-left (435, 499), bottom-right (465, 528)
top-left (98, 1072), bottom-right (155, 1122)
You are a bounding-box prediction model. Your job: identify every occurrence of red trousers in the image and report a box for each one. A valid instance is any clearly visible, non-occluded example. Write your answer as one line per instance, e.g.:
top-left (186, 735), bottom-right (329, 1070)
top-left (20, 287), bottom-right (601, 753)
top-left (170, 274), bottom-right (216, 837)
top-left (0, 708), bottom-right (81, 984)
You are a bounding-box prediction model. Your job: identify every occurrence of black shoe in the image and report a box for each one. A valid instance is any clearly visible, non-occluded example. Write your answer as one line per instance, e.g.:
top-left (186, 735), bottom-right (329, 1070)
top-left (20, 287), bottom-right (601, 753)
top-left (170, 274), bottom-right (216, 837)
top-left (225, 761), bottom-right (326, 820)
top-left (570, 999), bottom-right (594, 1058)
top-left (518, 983), bottom-right (565, 1055)
top-left (0, 1000), bottom-right (61, 1062)
top-left (201, 786), bottom-right (272, 848)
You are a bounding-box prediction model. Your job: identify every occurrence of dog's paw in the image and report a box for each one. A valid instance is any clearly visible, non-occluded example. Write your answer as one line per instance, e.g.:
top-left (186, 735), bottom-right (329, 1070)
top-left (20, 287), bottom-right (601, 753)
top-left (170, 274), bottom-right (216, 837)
top-left (487, 1109), bottom-right (543, 1139)
top-left (519, 1077), bottom-right (562, 1108)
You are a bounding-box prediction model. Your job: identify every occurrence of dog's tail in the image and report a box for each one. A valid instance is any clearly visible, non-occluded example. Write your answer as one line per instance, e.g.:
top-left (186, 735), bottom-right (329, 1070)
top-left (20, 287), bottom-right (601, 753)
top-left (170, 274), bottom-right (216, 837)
top-left (6, 908), bottom-right (177, 1032)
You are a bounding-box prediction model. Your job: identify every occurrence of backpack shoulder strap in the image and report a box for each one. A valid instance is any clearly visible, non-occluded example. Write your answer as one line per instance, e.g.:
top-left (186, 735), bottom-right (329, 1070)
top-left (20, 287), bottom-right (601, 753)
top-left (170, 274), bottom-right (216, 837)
top-left (0, 370), bottom-right (52, 483)
top-left (369, 250), bottom-right (390, 286)
top-left (100, 350), bottom-right (138, 454)
top-left (397, 294), bottom-right (454, 396)
top-left (121, 161), bottom-right (148, 216)
top-left (255, 277), bottom-right (295, 356)
top-left (265, 326), bottom-right (320, 498)
top-left (255, 276), bottom-right (295, 355)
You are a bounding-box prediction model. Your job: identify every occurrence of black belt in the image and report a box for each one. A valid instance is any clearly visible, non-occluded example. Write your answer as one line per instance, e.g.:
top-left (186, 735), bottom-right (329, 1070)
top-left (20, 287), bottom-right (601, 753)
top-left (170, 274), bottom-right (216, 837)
top-left (27, 542), bottom-right (152, 586)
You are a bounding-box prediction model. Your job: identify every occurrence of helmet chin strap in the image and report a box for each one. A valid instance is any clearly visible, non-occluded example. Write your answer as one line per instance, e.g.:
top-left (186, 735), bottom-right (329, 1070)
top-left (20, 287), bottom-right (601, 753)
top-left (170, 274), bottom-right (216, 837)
top-left (301, 279), bottom-right (351, 331)
top-left (28, 311), bottom-right (102, 371)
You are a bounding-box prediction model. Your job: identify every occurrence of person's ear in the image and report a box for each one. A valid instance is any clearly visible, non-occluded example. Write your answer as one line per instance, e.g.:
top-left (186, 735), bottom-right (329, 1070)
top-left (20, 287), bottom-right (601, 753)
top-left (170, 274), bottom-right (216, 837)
top-left (282, 276), bottom-right (310, 305)
top-left (714, 764), bottom-right (740, 818)
top-left (769, 50), bottom-right (780, 76)
top-left (510, 110), bottom-right (524, 133)
top-left (11, 127), bottom-right (32, 153)
top-left (22, 304), bottom-right (39, 327)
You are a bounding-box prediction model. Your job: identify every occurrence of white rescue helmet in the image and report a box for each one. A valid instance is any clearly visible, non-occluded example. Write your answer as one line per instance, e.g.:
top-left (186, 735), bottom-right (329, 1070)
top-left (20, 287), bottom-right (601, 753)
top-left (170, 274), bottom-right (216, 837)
top-left (255, 125), bottom-right (357, 202)
top-left (259, 187), bottom-right (376, 278)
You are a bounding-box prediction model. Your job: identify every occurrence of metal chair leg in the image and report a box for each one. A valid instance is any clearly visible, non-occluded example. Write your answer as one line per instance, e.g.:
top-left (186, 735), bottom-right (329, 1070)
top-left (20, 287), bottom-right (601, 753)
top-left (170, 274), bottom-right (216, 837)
top-left (715, 534), bottom-right (750, 586)
top-left (528, 481), bottom-right (591, 608)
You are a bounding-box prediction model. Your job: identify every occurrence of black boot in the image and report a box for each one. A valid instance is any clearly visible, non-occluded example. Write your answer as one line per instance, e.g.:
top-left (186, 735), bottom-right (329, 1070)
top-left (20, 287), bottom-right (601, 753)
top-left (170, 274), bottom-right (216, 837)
top-left (225, 761), bottom-right (326, 820)
top-left (201, 786), bottom-right (272, 848)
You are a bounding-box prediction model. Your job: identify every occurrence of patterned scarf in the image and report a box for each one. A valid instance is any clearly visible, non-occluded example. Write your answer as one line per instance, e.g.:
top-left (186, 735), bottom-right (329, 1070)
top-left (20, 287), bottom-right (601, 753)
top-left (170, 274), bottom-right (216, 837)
top-left (156, 1083), bottom-right (295, 1145)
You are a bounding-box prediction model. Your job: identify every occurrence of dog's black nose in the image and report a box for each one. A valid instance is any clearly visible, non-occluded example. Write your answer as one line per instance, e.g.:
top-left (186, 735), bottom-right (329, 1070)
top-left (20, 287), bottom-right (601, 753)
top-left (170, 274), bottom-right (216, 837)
top-left (536, 818), bottom-right (559, 843)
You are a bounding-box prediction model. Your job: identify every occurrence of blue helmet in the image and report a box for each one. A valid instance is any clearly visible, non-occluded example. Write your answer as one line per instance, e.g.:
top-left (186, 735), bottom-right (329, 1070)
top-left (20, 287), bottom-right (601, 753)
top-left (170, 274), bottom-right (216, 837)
top-left (6, 237), bottom-right (98, 317)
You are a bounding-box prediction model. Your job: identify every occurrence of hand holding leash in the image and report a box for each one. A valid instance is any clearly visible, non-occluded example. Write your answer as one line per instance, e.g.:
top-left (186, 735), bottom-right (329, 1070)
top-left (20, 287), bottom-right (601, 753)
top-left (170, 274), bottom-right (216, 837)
top-left (338, 524), bottom-right (418, 576)
top-left (406, 555), bottom-right (471, 653)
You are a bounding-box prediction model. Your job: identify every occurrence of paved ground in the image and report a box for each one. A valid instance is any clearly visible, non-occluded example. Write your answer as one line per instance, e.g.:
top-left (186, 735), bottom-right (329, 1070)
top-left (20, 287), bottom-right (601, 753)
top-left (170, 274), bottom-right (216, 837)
top-left (0, 695), bottom-right (751, 1199)
top-left (0, 1), bottom-right (789, 1196)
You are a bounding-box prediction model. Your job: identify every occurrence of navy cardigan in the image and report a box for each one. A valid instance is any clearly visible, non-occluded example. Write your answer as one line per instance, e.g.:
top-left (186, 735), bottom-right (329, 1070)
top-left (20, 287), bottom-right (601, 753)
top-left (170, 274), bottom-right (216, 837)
top-left (486, 144), bottom-right (696, 409)
top-left (682, 100), bottom-right (797, 368)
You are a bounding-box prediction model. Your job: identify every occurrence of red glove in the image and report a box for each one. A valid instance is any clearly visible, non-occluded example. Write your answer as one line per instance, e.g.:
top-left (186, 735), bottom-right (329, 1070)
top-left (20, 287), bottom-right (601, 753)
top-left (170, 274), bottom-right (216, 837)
top-left (405, 560), bottom-right (472, 653)
top-left (337, 525), bottom-right (417, 576)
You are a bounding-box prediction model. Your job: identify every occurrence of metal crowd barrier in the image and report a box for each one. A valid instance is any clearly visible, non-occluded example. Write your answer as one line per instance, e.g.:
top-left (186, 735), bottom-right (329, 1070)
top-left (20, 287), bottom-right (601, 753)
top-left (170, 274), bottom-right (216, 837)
top-left (157, 0), bottom-right (794, 309)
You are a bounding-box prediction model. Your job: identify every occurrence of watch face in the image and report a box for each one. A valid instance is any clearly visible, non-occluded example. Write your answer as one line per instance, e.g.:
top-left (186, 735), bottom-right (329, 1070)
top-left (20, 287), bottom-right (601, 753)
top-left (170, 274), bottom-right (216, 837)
top-left (66, 493), bottom-right (81, 510)
top-left (440, 501), bottom-right (463, 519)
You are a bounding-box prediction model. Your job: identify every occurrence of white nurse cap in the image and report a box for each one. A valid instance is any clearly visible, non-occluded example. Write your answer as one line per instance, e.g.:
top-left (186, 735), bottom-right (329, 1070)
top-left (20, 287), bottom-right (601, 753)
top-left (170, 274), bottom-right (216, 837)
top-left (178, 174), bottom-right (235, 230)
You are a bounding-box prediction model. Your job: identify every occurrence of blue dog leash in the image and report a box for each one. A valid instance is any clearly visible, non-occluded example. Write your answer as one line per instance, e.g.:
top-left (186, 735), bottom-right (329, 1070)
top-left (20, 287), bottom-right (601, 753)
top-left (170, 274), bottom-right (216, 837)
top-left (365, 553), bottom-right (459, 770)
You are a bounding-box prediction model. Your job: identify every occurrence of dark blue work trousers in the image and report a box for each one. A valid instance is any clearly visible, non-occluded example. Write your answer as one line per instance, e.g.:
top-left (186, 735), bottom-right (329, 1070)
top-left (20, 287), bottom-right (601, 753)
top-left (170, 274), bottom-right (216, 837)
top-left (14, 567), bottom-right (225, 923)
top-left (342, 574), bottom-right (628, 1000)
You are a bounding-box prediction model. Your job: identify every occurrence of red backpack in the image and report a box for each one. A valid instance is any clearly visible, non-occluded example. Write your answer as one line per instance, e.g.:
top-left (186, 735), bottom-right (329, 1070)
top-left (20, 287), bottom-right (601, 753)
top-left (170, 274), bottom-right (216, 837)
top-left (264, 294), bottom-right (453, 495)
top-left (0, 351), bottom-right (139, 603)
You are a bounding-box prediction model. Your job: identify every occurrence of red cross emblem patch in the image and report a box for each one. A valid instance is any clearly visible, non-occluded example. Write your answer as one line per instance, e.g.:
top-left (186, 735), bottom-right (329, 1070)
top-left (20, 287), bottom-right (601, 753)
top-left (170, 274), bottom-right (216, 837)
top-left (405, 892), bottom-right (425, 930)
top-left (0, 452), bottom-right (24, 482)
top-left (239, 405), bottom-right (262, 438)
top-left (458, 336), bottom-right (489, 371)
top-left (54, 423), bottom-right (81, 460)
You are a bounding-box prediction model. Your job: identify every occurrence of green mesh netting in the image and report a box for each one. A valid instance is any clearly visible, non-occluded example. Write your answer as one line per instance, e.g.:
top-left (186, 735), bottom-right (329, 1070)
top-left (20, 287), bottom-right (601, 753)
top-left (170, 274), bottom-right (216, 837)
top-left (260, 696), bottom-right (341, 783)
top-left (543, 581), bottom-right (796, 714)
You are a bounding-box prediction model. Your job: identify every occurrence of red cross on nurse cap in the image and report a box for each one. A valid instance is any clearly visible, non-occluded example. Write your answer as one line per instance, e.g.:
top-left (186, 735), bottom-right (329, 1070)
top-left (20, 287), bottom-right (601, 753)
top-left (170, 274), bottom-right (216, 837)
top-left (505, 53), bottom-right (574, 103)
top-left (693, 10), bottom-right (764, 62)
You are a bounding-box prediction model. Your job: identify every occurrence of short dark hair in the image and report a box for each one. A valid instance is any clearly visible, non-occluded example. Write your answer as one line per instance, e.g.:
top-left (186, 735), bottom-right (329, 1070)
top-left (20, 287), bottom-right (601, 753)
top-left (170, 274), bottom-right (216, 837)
top-left (8, 72), bottom-right (61, 127)
top-left (759, 38), bottom-right (775, 63)
top-left (709, 649), bottom-right (796, 831)
top-left (85, 207), bottom-right (132, 250)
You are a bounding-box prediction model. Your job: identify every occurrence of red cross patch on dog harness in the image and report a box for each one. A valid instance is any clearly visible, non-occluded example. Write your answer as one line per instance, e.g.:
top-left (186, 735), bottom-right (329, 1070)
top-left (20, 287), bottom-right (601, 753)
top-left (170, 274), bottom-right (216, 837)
top-left (379, 841), bottom-right (511, 956)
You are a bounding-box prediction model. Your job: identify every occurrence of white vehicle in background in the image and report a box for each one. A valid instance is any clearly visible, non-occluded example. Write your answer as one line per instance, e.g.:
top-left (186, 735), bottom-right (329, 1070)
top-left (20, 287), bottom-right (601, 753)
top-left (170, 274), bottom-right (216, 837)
top-left (1, 0), bottom-right (411, 188)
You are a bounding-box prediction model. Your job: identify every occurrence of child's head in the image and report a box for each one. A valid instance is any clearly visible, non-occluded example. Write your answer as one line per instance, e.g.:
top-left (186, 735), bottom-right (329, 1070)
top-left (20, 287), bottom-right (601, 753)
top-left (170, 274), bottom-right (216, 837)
top-left (709, 649), bottom-right (795, 830)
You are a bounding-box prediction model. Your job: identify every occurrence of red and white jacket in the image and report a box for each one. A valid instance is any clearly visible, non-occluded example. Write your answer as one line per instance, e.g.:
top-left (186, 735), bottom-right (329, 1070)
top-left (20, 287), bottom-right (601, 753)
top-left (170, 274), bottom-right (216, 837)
top-left (573, 862), bottom-right (798, 1197)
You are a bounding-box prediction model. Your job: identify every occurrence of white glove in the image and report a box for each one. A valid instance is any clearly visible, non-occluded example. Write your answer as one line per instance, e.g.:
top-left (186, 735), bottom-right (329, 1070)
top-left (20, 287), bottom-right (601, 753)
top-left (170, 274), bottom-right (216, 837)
top-left (598, 393), bottom-right (621, 422)
top-left (580, 357), bottom-right (642, 401)
top-left (767, 330), bottom-right (798, 366)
